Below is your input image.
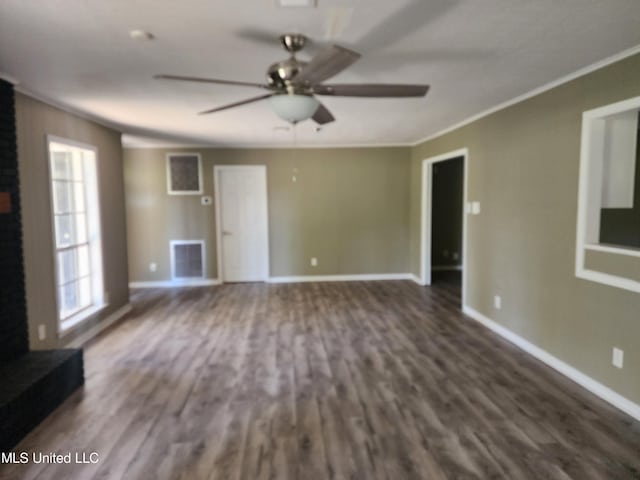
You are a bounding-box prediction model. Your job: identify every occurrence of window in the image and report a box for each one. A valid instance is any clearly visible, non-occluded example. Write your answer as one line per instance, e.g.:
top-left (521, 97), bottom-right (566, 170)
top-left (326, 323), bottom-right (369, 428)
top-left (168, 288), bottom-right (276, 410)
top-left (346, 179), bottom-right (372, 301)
top-left (576, 97), bottom-right (640, 293)
top-left (48, 138), bottom-right (105, 332)
top-left (166, 153), bottom-right (202, 194)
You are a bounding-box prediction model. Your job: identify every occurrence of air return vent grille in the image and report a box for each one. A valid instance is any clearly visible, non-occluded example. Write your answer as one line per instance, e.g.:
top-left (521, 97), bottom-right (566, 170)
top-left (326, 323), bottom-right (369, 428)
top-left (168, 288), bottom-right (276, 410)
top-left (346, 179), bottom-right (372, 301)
top-left (166, 153), bottom-right (202, 194)
top-left (170, 241), bottom-right (205, 279)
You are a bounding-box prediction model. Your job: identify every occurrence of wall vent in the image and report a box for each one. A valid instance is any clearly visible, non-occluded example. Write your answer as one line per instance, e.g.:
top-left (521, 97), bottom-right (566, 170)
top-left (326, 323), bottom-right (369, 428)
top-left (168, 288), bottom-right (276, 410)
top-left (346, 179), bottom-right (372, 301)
top-left (170, 240), bottom-right (205, 279)
top-left (166, 153), bottom-right (202, 195)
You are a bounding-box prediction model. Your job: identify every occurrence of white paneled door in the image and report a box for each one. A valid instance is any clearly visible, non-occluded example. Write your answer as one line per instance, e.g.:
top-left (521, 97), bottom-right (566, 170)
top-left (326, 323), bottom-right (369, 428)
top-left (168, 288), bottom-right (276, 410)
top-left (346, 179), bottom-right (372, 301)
top-left (214, 166), bottom-right (269, 282)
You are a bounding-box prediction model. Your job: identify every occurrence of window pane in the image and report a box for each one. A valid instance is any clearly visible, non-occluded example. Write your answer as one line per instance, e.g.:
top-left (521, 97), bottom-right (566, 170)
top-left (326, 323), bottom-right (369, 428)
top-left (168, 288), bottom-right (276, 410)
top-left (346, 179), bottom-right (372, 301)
top-left (71, 151), bottom-right (84, 181)
top-left (75, 214), bottom-right (87, 244)
top-left (59, 281), bottom-right (79, 317)
top-left (77, 244), bottom-right (90, 277)
top-left (55, 213), bottom-right (87, 248)
top-left (51, 151), bottom-right (72, 180)
top-left (78, 277), bottom-right (92, 308)
top-left (57, 249), bottom-right (78, 285)
top-left (55, 214), bottom-right (73, 248)
top-left (52, 180), bottom-right (73, 214)
top-left (74, 182), bottom-right (86, 212)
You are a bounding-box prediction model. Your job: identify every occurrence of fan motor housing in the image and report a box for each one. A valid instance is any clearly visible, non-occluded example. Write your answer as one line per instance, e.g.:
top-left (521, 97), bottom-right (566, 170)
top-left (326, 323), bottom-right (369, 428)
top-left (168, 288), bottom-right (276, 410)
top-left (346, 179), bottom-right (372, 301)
top-left (267, 58), bottom-right (308, 91)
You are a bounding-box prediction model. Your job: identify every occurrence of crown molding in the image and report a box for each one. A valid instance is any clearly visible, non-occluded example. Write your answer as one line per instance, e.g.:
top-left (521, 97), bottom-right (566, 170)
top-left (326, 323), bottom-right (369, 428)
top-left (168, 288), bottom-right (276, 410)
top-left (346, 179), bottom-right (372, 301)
top-left (410, 43), bottom-right (640, 147)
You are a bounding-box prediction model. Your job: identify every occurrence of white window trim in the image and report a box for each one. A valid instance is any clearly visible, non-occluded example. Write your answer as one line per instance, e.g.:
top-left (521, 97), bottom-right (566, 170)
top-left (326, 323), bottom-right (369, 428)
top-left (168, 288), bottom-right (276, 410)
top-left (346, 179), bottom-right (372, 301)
top-left (166, 153), bottom-right (203, 195)
top-left (575, 96), bottom-right (640, 293)
top-left (47, 135), bottom-right (107, 336)
top-left (170, 240), bottom-right (206, 281)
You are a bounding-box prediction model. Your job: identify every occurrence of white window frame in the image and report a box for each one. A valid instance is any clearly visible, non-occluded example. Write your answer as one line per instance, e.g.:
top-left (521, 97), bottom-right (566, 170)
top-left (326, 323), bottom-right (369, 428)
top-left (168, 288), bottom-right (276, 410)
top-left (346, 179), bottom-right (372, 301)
top-left (166, 153), bottom-right (203, 195)
top-left (575, 96), bottom-right (640, 293)
top-left (47, 135), bottom-right (106, 335)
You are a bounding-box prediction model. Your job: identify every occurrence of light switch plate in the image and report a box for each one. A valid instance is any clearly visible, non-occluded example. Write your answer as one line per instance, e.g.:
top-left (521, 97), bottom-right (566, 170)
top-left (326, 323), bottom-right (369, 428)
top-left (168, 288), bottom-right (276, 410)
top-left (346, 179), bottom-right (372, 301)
top-left (471, 201), bottom-right (481, 215)
top-left (612, 347), bottom-right (624, 368)
top-left (38, 324), bottom-right (46, 341)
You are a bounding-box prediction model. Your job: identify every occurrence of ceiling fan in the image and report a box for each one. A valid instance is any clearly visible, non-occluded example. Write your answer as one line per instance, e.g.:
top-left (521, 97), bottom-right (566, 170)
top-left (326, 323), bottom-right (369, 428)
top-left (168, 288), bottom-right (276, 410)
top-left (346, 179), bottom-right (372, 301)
top-left (154, 33), bottom-right (430, 125)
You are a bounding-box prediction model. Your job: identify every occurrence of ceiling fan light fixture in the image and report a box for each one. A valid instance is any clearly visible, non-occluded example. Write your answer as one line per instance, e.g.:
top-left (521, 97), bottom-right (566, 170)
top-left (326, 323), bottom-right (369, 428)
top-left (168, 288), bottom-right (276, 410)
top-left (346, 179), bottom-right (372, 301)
top-left (269, 94), bottom-right (320, 124)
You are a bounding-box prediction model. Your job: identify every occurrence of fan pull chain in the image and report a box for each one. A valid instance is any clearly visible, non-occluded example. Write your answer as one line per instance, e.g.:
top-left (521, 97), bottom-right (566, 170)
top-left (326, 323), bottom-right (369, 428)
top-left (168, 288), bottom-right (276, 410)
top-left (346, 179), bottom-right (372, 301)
top-left (291, 123), bottom-right (299, 184)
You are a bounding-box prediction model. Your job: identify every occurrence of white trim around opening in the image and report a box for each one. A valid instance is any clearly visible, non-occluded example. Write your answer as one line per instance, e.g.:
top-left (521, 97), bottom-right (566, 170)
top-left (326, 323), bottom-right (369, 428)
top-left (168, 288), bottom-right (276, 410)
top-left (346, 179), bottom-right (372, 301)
top-left (419, 148), bottom-right (469, 304)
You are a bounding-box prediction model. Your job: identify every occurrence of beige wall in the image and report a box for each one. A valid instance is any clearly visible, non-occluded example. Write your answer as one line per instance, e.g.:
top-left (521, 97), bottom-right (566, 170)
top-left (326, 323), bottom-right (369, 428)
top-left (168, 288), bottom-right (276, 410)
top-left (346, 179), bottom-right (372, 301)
top-left (124, 147), bottom-right (411, 281)
top-left (410, 53), bottom-right (640, 403)
top-left (15, 93), bottom-right (129, 349)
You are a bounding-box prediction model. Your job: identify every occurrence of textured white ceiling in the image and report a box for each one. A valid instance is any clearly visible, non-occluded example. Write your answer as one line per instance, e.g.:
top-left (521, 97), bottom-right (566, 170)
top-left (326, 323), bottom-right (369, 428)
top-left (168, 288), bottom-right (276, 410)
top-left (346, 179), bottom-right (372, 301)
top-left (1, 0), bottom-right (640, 147)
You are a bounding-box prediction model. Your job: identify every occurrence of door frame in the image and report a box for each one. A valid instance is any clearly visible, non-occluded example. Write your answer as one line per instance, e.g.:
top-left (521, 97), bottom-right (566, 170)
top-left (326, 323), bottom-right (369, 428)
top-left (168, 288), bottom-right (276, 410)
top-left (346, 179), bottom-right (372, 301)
top-left (213, 165), bottom-right (270, 282)
top-left (419, 148), bottom-right (468, 303)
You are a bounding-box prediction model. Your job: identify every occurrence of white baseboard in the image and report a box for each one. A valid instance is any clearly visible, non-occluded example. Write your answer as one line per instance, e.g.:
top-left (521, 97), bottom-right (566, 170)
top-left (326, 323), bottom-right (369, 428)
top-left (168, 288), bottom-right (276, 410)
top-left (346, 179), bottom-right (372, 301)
top-left (432, 265), bottom-right (463, 271)
top-left (267, 273), bottom-right (414, 284)
top-left (410, 274), bottom-right (423, 285)
top-left (129, 278), bottom-right (221, 288)
top-left (462, 305), bottom-right (640, 422)
top-left (66, 303), bottom-right (132, 348)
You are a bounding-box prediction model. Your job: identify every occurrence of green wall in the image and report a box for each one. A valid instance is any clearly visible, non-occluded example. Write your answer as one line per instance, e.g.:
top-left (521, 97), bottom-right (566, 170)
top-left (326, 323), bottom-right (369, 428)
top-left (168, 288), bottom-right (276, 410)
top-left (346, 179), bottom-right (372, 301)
top-left (124, 147), bottom-right (411, 281)
top-left (15, 93), bottom-right (130, 349)
top-left (123, 52), bottom-right (640, 407)
top-left (410, 53), bottom-right (640, 404)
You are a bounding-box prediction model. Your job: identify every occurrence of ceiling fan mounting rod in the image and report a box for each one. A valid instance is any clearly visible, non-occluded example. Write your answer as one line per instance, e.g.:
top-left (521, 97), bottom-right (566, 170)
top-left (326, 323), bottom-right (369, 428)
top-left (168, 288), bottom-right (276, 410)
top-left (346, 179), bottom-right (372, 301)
top-left (280, 33), bottom-right (307, 55)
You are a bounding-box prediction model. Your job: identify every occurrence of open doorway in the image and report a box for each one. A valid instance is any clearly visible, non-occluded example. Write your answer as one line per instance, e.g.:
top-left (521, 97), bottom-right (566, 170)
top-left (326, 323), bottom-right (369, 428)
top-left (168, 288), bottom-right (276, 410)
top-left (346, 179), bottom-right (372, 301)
top-left (431, 156), bottom-right (464, 286)
top-left (420, 149), bottom-right (468, 304)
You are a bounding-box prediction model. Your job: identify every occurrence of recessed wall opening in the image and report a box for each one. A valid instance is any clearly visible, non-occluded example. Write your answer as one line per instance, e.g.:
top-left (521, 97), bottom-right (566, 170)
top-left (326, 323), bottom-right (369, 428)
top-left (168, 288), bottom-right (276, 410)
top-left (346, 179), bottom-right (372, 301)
top-left (599, 110), bottom-right (640, 249)
top-left (576, 96), bottom-right (640, 293)
top-left (420, 148), bottom-right (468, 305)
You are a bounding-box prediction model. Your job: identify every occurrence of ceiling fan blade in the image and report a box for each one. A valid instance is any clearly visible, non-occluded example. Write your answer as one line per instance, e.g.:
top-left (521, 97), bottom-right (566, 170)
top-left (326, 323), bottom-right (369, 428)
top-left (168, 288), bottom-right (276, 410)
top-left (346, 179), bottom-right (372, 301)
top-left (357, 0), bottom-right (458, 52)
top-left (155, 74), bottom-right (270, 90)
top-left (313, 83), bottom-right (429, 98)
top-left (314, 83), bottom-right (429, 97)
top-left (198, 94), bottom-right (274, 115)
top-left (312, 103), bottom-right (335, 125)
top-left (235, 27), bottom-right (280, 47)
top-left (294, 45), bottom-right (361, 85)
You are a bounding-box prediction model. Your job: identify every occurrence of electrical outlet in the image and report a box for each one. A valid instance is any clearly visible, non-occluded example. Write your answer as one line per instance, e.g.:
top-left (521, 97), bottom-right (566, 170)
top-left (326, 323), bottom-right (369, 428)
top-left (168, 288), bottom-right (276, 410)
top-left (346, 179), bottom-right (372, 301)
top-left (149, 262), bottom-right (157, 272)
top-left (612, 347), bottom-right (624, 369)
top-left (494, 295), bottom-right (502, 310)
top-left (310, 257), bottom-right (318, 267)
top-left (38, 324), bottom-right (46, 341)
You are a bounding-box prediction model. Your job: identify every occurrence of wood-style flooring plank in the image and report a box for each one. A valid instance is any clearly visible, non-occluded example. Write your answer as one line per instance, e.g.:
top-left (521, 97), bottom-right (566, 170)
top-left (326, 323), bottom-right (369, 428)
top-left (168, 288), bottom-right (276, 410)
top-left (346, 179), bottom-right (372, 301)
top-left (2, 275), bottom-right (640, 480)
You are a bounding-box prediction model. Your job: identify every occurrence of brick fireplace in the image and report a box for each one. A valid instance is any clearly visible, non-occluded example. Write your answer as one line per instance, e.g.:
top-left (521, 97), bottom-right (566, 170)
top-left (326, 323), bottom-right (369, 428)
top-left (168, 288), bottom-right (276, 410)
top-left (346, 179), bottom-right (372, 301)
top-left (0, 79), bottom-right (84, 452)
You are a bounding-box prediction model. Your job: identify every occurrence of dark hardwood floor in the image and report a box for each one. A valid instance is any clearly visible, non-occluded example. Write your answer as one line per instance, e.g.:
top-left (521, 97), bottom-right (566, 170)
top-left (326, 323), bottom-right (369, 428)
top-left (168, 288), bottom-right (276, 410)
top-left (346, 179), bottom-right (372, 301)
top-left (2, 280), bottom-right (639, 479)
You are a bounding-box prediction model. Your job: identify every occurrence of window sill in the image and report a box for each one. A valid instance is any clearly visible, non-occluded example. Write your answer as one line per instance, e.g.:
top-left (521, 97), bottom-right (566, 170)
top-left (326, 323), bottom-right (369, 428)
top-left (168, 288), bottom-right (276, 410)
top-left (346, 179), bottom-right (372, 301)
top-left (59, 303), bottom-right (108, 338)
top-left (584, 243), bottom-right (640, 258)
